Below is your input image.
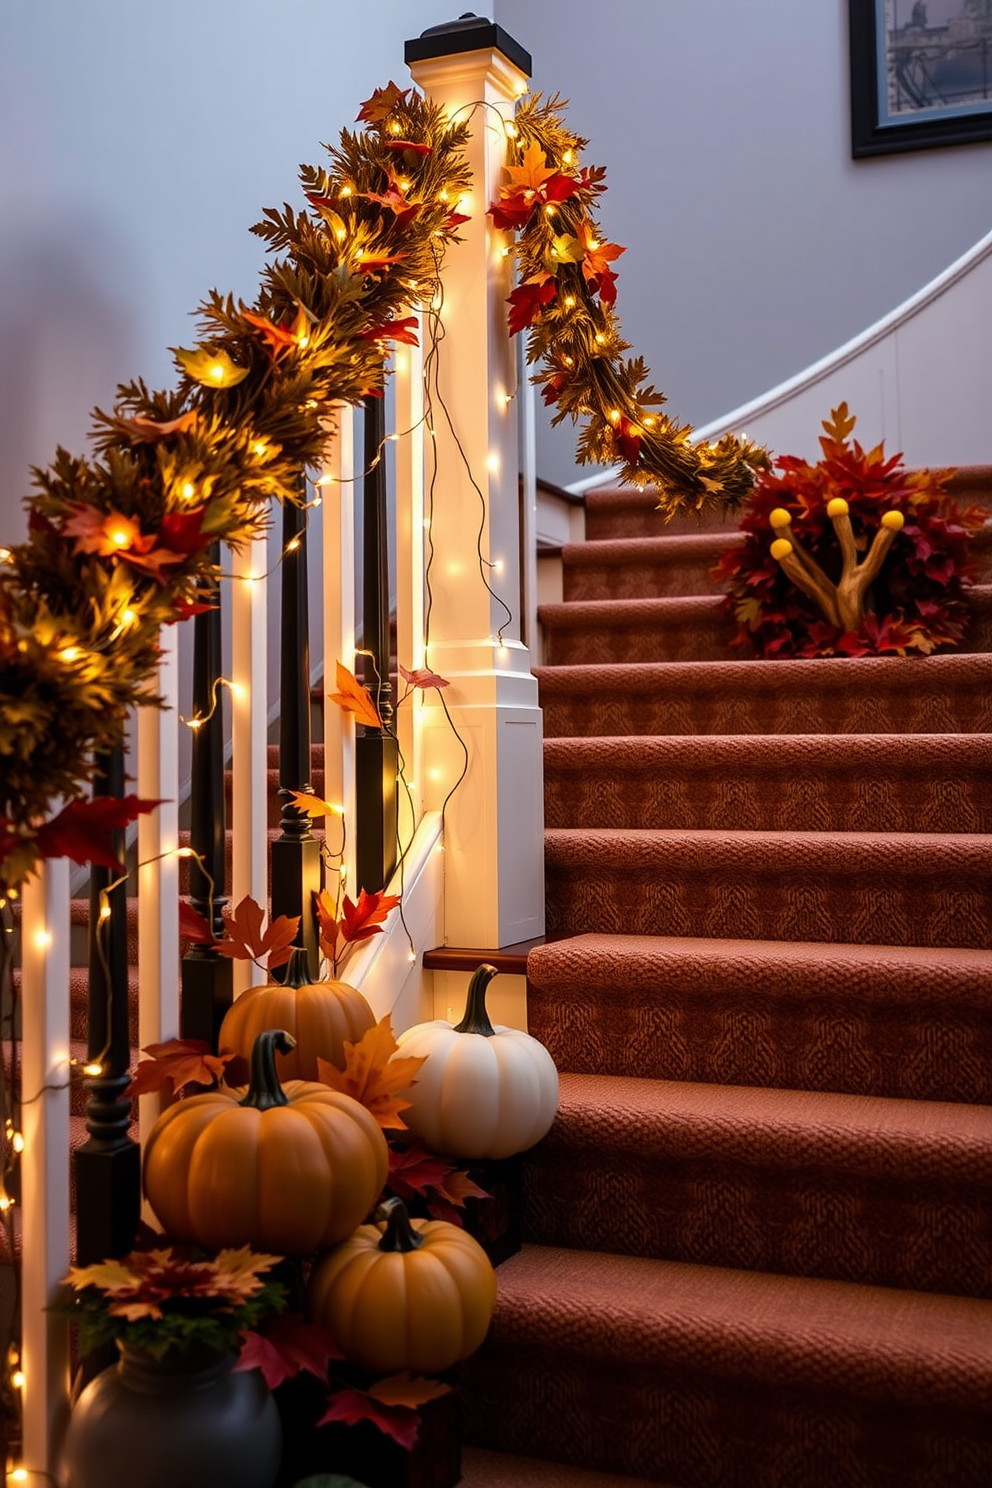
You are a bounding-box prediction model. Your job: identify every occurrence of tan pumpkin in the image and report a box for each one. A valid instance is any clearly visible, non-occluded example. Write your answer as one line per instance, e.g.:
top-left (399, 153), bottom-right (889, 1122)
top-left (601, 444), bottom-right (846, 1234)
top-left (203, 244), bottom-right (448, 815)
top-left (393, 964), bottom-right (559, 1160)
top-left (308, 1197), bottom-right (497, 1374)
top-left (142, 1029), bottom-right (388, 1256)
top-left (218, 946), bottom-right (375, 1081)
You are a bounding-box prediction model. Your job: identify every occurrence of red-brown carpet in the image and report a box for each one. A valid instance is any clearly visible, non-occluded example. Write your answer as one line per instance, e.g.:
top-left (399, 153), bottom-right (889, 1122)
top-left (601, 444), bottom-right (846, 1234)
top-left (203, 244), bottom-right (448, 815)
top-left (459, 470), bottom-right (992, 1487)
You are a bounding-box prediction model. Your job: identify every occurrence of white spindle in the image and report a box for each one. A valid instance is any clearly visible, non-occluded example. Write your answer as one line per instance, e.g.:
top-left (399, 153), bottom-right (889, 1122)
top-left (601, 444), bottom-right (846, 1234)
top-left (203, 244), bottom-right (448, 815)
top-left (394, 325), bottom-right (427, 848)
top-left (231, 542), bottom-right (269, 987)
top-left (20, 859), bottom-right (71, 1481)
top-left (137, 629), bottom-right (181, 1153)
top-left (321, 405), bottom-right (357, 897)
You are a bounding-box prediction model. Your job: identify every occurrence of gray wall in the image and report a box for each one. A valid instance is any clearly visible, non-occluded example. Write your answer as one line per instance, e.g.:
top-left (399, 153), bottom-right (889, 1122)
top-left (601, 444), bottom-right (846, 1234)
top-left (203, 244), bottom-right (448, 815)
top-left (0, 0), bottom-right (459, 544)
top-left (2, 1), bottom-right (990, 507)
top-left (494, 0), bottom-right (992, 484)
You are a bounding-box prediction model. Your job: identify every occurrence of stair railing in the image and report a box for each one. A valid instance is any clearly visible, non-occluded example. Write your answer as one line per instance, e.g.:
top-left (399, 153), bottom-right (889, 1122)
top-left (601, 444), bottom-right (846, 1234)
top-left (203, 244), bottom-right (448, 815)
top-left (74, 748), bottom-right (141, 1267)
top-left (270, 481), bottom-right (322, 977)
top-left (180, 551), bottom-right (233, 1047)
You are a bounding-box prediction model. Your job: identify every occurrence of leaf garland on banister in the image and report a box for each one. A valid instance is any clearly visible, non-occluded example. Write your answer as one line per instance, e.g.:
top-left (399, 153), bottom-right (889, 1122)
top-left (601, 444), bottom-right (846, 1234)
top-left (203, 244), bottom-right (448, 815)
top-left (0, 82), bottom-right (471, 891)
top-left (489, 94), bottom-right (768, 519)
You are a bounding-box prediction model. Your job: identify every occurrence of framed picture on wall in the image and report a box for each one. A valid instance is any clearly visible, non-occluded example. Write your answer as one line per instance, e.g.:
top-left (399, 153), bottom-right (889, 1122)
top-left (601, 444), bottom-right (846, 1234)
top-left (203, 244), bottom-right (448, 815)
top-left (849, 0), bottom-right (992, 155)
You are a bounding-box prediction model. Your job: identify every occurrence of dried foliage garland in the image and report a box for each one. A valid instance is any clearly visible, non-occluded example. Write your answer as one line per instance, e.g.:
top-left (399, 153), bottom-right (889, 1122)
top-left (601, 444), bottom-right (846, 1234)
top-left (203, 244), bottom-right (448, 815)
top-left (488, 94), bottom-right (768, 518)
top-left (0, 82), bottom-right (470, 891)
top-left (712, 405), bottom-right (986, 659)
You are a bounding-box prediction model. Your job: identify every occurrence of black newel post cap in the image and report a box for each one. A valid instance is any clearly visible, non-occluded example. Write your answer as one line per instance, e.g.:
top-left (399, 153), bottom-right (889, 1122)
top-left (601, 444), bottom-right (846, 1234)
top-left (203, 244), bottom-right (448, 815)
top-left (405, 11), bottom-right (532, 76)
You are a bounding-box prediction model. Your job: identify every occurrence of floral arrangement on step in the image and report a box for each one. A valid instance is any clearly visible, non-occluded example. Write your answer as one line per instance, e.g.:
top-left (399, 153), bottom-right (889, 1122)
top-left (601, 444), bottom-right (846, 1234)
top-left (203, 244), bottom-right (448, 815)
top-left (0, 81), bottom-right (472, 894)
top-left (711, 403), bottom-right (988, 658)
top-left (59, 1242), bottom-right (287, 1359)
top-left (488, 94), bottom-right (768, 518)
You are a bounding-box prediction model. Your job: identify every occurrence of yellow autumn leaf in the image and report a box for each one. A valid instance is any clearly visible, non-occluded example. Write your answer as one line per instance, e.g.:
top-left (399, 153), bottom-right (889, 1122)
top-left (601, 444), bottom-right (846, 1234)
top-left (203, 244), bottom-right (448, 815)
top-left (175, 345), bottom-right (250, 389)
top-left (317, 1015), bottom-right (425, 1130)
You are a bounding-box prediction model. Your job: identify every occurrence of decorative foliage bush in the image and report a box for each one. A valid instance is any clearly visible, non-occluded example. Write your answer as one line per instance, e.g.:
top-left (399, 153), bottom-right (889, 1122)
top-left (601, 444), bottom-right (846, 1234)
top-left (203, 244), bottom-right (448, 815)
top-left (712, 405), bottom-right (987, 658)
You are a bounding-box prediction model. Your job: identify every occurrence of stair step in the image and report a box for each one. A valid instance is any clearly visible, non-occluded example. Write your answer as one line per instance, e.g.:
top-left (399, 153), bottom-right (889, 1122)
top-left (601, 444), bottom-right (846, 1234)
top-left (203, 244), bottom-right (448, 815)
top-left (540, 594), bottom-right (737, 665)
top-left (565, 520), bottom-right (992, 598)
top-left (561, 532), bottom-right (742, 602)
top-left (540, 588), bottom-right (992, 666)
top-left (535, 653), bottom-right (992, 737)
top-left (523, 1073), bottom-right (992, 1296)
top-left (580, 465), bottom-right (992, 545)
top-left (545, 827), bottom-right (991, 949)
top-left (461, 1447), bottom-right (665, 1488)
top-left (583, 487), bottom-right (741, 540)
top-left (543, 733), bottom-right (992, 833)
top-left (461, 1245), bottom-right (992, 1487)
top-left (525, 934), bottom-right (992, 1102)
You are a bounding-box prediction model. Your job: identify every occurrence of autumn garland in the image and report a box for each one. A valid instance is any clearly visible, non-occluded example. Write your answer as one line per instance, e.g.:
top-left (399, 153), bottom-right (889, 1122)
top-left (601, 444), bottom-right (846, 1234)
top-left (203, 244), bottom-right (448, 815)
top-left (488, 94), bottom-right (768, 519)
top-left (0, 82), bottom-right (471, 892)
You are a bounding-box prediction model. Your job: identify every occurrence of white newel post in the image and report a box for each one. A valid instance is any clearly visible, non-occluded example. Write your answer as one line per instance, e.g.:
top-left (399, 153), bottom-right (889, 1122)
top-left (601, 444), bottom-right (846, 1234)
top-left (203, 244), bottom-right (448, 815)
top-left (20, 860), bottom-right (71, 1481)
top-left (406, 18), bottom-right (545, 949)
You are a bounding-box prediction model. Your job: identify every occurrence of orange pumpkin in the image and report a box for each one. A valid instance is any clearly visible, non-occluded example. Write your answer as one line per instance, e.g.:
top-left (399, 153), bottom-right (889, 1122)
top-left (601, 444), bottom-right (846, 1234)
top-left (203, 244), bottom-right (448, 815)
top-left (218, 946), bottom-right (375, 1081)
top-left (142, 1029), bottom-right (388, 1256)
top-left (308, 1197), bottom-right (497, 1374)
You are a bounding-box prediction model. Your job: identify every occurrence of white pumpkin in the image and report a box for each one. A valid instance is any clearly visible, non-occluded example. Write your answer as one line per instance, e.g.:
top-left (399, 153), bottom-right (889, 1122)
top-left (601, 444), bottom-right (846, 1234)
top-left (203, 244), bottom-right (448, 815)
top-left (393, 964), bottom-right (559, 1160)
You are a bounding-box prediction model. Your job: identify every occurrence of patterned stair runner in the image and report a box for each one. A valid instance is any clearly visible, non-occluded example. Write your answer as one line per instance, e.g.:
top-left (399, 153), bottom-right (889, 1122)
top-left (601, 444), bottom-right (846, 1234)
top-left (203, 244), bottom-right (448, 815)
top-left (459, 468), bottom-right (992, 1487)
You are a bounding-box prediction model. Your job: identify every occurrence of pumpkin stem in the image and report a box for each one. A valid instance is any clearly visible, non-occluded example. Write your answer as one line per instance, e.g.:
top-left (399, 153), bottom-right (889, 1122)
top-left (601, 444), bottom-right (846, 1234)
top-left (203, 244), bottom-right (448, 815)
top-left (453, 964), bottom-right (498, 1037)
top-left (376, 1197), bottom-right (424, 1252)
top-left (284, 945), bottom-right (311, 989)
top-left (239, 1029), bottom-right (296, 1110)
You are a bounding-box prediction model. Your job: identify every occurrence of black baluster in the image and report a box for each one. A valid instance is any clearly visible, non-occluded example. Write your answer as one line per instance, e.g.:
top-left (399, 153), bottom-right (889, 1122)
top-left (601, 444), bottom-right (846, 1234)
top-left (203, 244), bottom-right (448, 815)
top-left (270, 482), bottom-right (321, 975)
top-left (356, 395), bottom-right (398, 895)
top-left (181, 546), bottom-right (232, 1047)
top-left (74, 747), bottom-right (140, 1265)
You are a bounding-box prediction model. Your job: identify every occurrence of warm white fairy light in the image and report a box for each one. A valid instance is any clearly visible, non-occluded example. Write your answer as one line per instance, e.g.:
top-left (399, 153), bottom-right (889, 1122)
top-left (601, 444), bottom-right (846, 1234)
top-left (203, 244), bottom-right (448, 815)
top-left (32, 929), bottom-right (52, 951)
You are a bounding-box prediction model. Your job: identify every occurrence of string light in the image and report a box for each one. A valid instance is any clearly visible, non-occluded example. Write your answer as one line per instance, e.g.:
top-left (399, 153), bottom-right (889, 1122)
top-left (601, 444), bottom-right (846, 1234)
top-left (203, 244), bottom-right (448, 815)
top-left (0, 548), bottom-right (11, 563)
top-left (32, 929), bottom-right (51, 951)
top-left (564, 296), bottom-right (576, 309)
top-left (59, 646), bottom-right (79, 663)
top-left (181, 481), bottom-right (197, 499)
top-left (82, 1062), bottom-right (104, 1078)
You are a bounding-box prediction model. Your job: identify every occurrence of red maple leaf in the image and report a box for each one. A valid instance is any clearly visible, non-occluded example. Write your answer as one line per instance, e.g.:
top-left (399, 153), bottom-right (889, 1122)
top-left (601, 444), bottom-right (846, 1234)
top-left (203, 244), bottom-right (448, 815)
top-left (615, 414), bottom-right (642, 468)
top-left (34, 796), bottom-right (161, 869)
top-left (398, 663), bottom-right (449, 691)
top-left (179, 900), bottom-right (215, 945)
top-left (215, 895), bottom-right (300, 970)
top-left (360, 185), bottom-right (421, 230)
top-left (442, 210), bottom-right (471, 236)
top-left (126, 1038), bottom-right (233, 1099)
top-left (488, 191), bottom-right (536, 231)
top-left (387, 1140), bottom-right (489, 1224)
top-left (507, 274), bottom-right (556, 336)
top-left (318, 1387), bottom-right (420, 1451)
top-left (236, 1315), bottom-right (342, 1390)
top-left (240, 308), bottom-right (308, 360)
top-left (543, 173), bottom-right (580, 203)
top-left (356, 315), bottom-right (419, 347)
top-left (170, 597), bottom-right (217, 623)
top-left (339, 888), bottom-right (401, 945)
top-left (385, 139), bottom-right (431, 157)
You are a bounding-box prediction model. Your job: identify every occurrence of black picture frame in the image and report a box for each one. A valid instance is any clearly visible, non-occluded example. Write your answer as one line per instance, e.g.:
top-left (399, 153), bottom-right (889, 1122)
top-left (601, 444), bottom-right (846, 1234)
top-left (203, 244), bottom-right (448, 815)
top-left (849, 0), bottom-right (992, 157)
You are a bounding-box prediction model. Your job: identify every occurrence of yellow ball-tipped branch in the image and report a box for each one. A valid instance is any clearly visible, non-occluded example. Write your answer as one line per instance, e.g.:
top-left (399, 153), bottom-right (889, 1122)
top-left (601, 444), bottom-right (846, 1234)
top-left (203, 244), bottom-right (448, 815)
top-left (770, 501), bottom-right (905, 632)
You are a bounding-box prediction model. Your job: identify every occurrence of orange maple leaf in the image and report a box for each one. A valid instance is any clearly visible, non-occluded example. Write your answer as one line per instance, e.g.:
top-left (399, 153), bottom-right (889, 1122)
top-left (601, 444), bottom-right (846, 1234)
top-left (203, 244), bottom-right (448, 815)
top-left (369, 1373), bottom-right (453, 1409)
top-left (504, 140), bottom-right (557, 193)
top-left (126, 1038), bottom-right (234, 1099)
top-left (317, 1016), bottom-right (425, 1130)
top-left (356, 81), bottom-right (409, 125)
top-left (287, 790), bottom-right (342, 820)
top-left (340, 888), bottom-right (401, 944)
top-left (329, 661), bottom-right (383, 730)
top-left (215, 894), bottom-right (300, 971)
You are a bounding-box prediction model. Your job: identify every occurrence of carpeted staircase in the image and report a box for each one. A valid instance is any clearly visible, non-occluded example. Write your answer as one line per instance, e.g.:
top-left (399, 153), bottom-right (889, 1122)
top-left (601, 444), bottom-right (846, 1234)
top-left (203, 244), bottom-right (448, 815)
top-left (458, 470), bottom-right (992, 1487)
